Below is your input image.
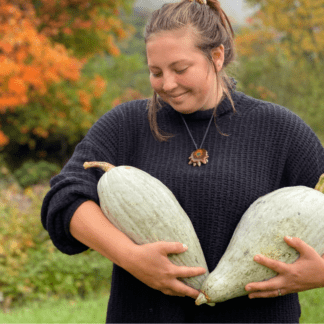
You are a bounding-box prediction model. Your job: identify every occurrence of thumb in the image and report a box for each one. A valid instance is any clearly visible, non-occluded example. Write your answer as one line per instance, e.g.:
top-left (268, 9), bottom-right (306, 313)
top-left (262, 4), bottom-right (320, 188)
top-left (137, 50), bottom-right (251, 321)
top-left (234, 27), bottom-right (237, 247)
top-left (158, 241), bottom-right (188, 255)
top-left (284, 236), bottom-right (317, 258)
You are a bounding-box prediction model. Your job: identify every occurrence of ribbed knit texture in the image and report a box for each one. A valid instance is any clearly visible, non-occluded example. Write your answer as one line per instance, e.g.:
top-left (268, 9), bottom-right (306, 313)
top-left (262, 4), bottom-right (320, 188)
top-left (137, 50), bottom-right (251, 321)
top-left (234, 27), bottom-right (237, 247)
top-left (41, 88), bottom-right (324, 323)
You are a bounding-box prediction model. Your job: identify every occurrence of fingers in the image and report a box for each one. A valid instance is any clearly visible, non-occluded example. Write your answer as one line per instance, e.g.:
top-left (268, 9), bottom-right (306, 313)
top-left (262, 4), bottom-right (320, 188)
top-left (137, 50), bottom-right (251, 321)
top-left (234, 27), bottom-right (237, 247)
top-left (167, 265), bottom-right (206, 298)
top-left (245, 236), bottom-right (323, 299)
top-left (176, 265), bottom-right (207, 278)
top-left (158, 241), bottom-right (189, 255)
top-left (161, 279), bottom-right (202, 299)
top-left (249, 236), bottom-right (315, 274)
top-left (129, 241), bottom-right (206, 299)
top-left (157, 241), bottom-right (207, 278)
top-left (283, 236), bottom-right (318, 258)
top-left (245, 275), bottom-right (283, 294)
top-left (252, 254), bottom-right (287, 273)
top-left (248, 288), bottom-right (286, 299)
top-left (153, 265), bottom-right (204, 299)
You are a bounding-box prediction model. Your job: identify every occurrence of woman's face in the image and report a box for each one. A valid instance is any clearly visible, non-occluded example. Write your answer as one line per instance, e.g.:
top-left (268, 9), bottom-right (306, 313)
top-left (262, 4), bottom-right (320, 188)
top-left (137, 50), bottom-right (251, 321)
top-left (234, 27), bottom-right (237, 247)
top-left (146, 28), bottom-right (224, 114)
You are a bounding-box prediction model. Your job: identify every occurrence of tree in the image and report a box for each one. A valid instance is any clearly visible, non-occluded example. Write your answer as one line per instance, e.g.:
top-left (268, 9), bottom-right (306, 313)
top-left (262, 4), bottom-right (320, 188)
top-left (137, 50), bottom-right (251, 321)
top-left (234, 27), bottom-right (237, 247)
top-left (234, 0), bottom-right (324, 143)
top-left (237, 0), bottom-right (324, 64)
top-left (0, 0), bottom-right (139, 168)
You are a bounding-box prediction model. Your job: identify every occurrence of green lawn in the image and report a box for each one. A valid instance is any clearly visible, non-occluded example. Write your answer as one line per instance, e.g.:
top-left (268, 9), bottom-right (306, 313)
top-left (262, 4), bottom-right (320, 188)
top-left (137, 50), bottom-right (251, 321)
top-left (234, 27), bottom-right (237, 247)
top-left (299, 288), bottom-right (324, 323)
top-left (0, 293), bottom-right (109, 323)
top-left (0, 288), bottom-right (323, 323)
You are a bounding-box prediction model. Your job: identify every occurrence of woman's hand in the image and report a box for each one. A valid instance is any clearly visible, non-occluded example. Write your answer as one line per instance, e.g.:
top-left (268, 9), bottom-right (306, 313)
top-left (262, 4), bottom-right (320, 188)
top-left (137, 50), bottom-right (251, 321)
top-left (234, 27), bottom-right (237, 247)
top-left (245, 236), bottom-right (324, 299)
top-left (123, 241), bottom-right (207, 299)
top-left (71, 202), bottom-right (206, 299)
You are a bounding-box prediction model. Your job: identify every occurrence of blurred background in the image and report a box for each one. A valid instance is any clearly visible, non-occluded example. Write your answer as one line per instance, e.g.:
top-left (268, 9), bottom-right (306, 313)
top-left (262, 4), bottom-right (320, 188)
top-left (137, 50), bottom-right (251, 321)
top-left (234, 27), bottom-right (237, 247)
top-left (0, 0), bottom-right (323, 322)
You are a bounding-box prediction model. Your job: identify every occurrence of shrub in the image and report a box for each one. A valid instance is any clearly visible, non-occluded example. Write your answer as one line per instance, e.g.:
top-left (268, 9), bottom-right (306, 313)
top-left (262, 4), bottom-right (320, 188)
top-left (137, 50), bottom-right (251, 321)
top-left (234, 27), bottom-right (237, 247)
top-left (0, 183), bottom-right (113, 310)
top-left (13, 160), bottom-right (61, 188)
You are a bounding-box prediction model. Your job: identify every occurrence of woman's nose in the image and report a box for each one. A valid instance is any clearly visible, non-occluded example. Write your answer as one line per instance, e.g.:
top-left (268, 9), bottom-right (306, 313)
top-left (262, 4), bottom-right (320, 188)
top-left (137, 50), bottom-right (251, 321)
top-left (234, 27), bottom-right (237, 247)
top-left (162, 73), bottom-right (178, 92)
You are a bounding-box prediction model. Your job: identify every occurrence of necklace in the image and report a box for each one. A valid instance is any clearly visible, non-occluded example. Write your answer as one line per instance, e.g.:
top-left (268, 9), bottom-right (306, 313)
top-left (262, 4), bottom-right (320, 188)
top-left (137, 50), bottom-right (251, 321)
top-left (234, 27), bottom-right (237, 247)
top-left (180, 113), bottom-right (214, 167)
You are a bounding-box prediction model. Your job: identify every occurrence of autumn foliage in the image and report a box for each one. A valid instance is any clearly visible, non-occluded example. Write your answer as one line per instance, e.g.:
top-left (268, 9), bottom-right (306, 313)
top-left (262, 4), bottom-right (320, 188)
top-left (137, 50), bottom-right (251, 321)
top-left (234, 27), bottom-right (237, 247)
top-left (0, 0), bottom-right (136, 152)
top-left (235, 0), bottom-right (324, 143)
top-left (236, 0), bottom-right (324, 62)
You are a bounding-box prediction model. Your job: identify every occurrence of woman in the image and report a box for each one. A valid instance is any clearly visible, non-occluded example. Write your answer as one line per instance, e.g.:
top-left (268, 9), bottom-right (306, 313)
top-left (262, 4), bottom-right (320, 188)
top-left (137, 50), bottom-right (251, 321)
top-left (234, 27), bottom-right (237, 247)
top-left (41, 0), bottom-right (324, 322)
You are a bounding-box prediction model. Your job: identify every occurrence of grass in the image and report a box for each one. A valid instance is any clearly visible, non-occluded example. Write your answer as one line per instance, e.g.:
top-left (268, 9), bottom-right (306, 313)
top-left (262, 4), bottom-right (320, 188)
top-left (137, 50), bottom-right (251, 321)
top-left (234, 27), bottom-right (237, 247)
top-left (0, 292), bottom-right (109, 323)
top-left (299, 288), bottom-right (324, 323)
top-left (0, 288), bottom-right (323, 323)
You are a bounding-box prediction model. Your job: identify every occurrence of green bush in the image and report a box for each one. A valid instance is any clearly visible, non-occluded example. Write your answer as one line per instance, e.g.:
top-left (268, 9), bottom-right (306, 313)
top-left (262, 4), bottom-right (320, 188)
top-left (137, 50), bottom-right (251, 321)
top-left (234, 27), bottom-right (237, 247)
top-left (0, 184), bottom-right (113, 309)
top-left (236, 53), bottom-right (324, 144)
top-left (13, 160), bottom-right (61, 188)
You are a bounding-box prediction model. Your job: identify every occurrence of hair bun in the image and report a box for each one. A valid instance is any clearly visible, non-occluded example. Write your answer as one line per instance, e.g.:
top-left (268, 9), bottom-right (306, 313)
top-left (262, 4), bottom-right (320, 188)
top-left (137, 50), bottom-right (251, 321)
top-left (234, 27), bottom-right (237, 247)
top-left (188, 0), bottom-right (207, 5)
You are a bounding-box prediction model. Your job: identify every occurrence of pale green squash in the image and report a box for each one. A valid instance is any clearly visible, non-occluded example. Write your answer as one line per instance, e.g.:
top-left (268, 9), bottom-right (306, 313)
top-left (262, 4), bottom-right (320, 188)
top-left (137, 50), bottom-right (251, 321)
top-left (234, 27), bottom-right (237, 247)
top-left (84, 161), bottom-right (209, 291)
top-left (196, 174), bottom-right (324, 306)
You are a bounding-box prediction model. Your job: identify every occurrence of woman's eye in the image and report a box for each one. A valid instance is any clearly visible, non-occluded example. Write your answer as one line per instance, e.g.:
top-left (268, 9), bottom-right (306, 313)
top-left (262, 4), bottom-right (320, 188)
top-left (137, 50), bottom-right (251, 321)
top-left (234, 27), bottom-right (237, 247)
top-left (177, 68), bottom-right (187, 74)
top-left (151, 68), bottom-right (187, 78)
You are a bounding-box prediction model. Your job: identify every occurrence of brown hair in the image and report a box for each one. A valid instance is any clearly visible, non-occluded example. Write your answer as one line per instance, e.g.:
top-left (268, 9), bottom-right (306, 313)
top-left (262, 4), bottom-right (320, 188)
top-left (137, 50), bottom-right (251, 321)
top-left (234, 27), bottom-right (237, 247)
top-left (144, 0), bottom-right (237, 141)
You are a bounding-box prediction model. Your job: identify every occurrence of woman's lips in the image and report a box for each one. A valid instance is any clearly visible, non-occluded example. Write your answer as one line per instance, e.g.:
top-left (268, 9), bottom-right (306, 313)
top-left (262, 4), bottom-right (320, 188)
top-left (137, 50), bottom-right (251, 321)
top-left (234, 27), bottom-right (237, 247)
top-left (170, 91), bottom-right (188, 101)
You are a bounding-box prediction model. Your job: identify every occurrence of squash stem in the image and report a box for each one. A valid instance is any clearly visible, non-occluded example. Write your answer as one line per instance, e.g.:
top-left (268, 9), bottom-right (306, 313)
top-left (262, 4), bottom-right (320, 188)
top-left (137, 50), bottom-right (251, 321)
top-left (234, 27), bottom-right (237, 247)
top-left (195, 292), bottom-right (208, 306)
top-left (83, 161), bottom-right (115, 172)
top-left (315, 174), bottom-right (324, 193)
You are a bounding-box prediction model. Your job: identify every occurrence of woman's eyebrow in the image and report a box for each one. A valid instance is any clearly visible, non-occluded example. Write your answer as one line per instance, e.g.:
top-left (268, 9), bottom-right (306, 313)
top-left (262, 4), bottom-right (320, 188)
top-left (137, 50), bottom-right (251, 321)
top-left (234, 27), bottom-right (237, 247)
top-left (148, 59), bottom-right (190, 69)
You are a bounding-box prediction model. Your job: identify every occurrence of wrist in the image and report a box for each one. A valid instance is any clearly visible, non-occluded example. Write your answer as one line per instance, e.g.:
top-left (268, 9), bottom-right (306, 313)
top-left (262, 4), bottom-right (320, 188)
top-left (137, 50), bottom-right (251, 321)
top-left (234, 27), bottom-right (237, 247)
top-left (118, 243), bottom-right (142, 272)
top-left (110, 240), bottom-right (138, 270)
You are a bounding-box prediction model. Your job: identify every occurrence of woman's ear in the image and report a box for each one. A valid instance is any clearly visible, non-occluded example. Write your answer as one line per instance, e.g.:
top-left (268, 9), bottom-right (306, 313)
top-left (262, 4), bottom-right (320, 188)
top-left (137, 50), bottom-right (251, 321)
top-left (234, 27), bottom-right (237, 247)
top-left (211, 44), bottom-right (225, 71)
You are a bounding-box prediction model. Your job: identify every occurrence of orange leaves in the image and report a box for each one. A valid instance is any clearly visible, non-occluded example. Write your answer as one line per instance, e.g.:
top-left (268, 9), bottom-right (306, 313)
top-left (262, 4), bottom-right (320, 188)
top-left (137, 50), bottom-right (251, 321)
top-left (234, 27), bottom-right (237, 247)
top-left (106, 35), bottom-right (121, 57)
top-left (0, 96), bottom-right (28, 113)
top-left (8, 77), bottom-right (27, 95)
top-left (0, 130), bottom-right (9, 146)
top-left (116, 28), bottom-right (128, 40)
top-left (35, 0), bottom-right (133, 51)
top-left (15, 46), bottom-right (29, 62)
top-left (0, 1), bottom-right (84, 120)
top-left (0, 56), bottom-right (20, 77)
top-left (240, 0), bottom-right (324, 62)
top-left (78, 75), bottom-right (107, 111)
top-left (92, 75), bottom-right (106, 98)
top-left (20, 66), bottom-right (46, 94)
top-left (63, 27), bottom-right (73, 35)
top-left (32, 127), bottom-right (49, 139)
top-left (44, 68), bottom-right (61, 83)
top-left (236, 27), bottom-right (279, 58)
top-left (0, 41), bottom-right (13, 54)
top-left (2, 77), bottom-right (29, 111)
top-left (78, 90), bottom-right (92, 112)
top-left (0, 0), bottom-right (134, 148)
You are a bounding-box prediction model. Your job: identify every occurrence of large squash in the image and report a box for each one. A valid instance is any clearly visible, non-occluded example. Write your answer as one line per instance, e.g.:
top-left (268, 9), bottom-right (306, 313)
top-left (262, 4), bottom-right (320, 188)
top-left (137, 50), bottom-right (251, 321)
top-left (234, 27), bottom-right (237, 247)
top-left (196, 175), bottom-right (324, 305)
top-left (84, 161), bottom-right (209, 291)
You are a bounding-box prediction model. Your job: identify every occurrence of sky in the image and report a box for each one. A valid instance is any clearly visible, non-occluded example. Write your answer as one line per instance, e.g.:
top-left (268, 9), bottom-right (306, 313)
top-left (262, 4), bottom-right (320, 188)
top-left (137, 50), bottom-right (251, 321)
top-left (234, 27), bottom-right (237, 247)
top-left (134, 0), bottom-right (257, 25)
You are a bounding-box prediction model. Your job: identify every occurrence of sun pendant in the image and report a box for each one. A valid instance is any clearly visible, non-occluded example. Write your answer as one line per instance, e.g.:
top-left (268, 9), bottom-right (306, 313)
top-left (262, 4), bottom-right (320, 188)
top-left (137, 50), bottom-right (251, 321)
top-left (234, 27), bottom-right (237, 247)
top-left (188, 149), bottom-right (209, 167)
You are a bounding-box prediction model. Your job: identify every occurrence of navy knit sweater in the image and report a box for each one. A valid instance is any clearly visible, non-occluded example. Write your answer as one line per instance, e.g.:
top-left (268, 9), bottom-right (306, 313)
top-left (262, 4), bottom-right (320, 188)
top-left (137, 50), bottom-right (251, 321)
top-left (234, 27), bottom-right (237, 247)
top-left (41, 88), bottom-right (324, 323)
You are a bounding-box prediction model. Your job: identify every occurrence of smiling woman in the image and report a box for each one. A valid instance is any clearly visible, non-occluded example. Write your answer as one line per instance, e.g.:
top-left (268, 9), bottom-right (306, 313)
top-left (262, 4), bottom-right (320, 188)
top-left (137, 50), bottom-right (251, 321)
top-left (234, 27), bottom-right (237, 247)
top-left (145, 0), bottom-right (236, 140)
top-left (146, 29), bottom-right (224, 115)
top-left (41, 0), bottom-right (324, 323)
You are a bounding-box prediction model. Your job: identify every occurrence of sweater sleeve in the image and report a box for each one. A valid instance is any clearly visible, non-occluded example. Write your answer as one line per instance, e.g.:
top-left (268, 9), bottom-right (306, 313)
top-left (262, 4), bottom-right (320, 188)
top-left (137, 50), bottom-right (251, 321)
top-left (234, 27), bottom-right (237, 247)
top-left (41, 108), bottom-right (121, 255)
top-left (280, 109), bottom-right (324, 189)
